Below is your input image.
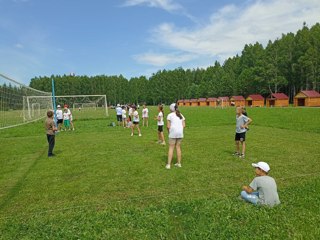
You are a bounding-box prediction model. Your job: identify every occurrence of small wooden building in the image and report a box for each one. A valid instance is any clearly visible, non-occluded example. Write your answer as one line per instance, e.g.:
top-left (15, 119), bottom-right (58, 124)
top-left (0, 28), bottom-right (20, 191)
top-left (294, 90), bottom-right (320, 107)
top-left (198, 98), bottom-right (207, 106)
top-left (190, 99), bottom-right (198, 107)
top-left (184, 99), bottom-right (191, 107)
top-left (246, 94), bottom-right (264, 107)
top-left (266, 93), bottom-right (289, 107)
top-left (207, 97), bottom-right (217, 107)
top-left (218, 97), bottom-right (230, 107)
top-left (177, 100), bottom-right (184, 107)
top-left (230, 96), bottom-right (245, 107)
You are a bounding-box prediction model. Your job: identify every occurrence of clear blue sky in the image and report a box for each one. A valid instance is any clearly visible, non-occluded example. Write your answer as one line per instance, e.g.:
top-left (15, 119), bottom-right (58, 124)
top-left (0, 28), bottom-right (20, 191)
top-left (1, 0), bottom-right (320, 85)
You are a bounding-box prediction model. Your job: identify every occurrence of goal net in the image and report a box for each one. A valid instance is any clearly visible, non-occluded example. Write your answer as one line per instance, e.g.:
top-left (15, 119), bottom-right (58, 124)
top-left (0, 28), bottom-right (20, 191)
top-left (55, 95), bottom-right (108, 120)
top-left (0, 73), bottom-right (52, 130)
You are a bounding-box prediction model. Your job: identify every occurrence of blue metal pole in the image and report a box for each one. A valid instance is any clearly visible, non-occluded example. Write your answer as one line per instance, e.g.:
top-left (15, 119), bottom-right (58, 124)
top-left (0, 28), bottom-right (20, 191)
top-left (51, 78), bottom-right (57, 127)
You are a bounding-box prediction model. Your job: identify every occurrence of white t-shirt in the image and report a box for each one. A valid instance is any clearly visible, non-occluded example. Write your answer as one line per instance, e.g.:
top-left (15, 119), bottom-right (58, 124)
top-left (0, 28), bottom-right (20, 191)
top-left (142, 108), bottom-right (149, 118)
top-left (128, 107), bottom-right (133, 116)
top-left (122, 109), bottom-right (126, 118)
top-left (167, 112), bottom-right (185, 138)
top-left (133, 110), bottom-right (139, 122)
top-left (56, 109), bottom-right (63, 120)
top-left (116, 106), bottom-right (122, 115)
top-left (157, 111), bottom-right (164, 126)
top-left (63, 112), bottom-right (70, 120)
top-left (236, 114), bottom-right (249, 133)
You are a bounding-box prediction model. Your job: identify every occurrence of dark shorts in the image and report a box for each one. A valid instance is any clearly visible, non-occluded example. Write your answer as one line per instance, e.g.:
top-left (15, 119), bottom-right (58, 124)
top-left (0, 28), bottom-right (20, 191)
top-left (117, 115), bottom-right (122, 122)
top-left (235, 132), bottom-right (246, 142)
top-left (133, 121), bottom-right (139, 125)
top-left (158, 125), bottom-right (164, 132)
top-left (57, 119), bottom-right (63, 124)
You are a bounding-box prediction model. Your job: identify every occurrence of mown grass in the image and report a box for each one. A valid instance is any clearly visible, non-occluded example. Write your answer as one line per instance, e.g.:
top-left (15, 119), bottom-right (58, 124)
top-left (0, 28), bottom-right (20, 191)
top-left (0, 106), bottom-right (320, 239)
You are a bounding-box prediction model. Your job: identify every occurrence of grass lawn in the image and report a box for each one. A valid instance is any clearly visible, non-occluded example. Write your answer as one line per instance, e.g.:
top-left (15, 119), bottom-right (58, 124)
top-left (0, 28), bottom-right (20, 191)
top-left (0, 106), bottom-right (320, 239)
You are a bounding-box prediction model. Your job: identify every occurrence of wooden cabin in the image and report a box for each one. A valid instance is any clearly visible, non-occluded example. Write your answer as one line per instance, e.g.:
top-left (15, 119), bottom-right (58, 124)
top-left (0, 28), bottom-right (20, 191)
top-left (198, 98), bottom-right (207, 106)
top-left (218, 97), bottom-right (230, 107)
top-left (294, 90), bottom-right (320, 107)
top-left (184, 99), bottom-right (191, 107)
top-left (266, 93), bottom-right (289, 107)
top-left (207, 97), bottom-right (217, 107)
top-left (230, 96), bottom-right (245, 107)
top-left (190, 99), bottom-right (198, 107)
top-left (177, 100), bottom-right (184, 107)
top-left (246, 94), bottom-right (264, 107)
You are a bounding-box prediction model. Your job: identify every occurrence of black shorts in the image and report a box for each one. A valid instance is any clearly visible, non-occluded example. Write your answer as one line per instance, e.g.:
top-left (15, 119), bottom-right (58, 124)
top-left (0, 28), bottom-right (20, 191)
top-left (133, 121), bottom-right (139, 125)
top-left (116, 115), bottom-right (122, 122)
top-left (158, 125), bottom-right (164, 132)
top-left (57, 119), bottom-right (63, 124)
top-left (235, 132), bottom-right (246, 142)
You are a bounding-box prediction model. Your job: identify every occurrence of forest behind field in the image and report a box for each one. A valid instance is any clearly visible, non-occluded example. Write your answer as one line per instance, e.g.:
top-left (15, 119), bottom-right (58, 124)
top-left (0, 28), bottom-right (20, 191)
top-left (29, 23), bottom-right (320, 105)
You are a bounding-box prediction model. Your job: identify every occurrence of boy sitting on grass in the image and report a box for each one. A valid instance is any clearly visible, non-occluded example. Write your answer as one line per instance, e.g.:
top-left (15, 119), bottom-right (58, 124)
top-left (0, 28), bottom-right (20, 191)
top-left (241, 162), bottom-right (280, 207)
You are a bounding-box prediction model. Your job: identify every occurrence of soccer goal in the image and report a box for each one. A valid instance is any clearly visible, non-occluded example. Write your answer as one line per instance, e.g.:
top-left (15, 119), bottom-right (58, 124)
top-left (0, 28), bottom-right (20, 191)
top-left (55, 95), bottom-right (108, 120)
top-left (0, 73), bottom-right (52, 130)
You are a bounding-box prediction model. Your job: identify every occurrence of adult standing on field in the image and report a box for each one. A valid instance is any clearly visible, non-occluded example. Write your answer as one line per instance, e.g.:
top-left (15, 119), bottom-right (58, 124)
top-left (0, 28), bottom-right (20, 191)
top-left (166, 103), bottom-right (185, 169)
top-left (45, 110), bottom-right (57, 157)
top-left (115, 104), bottom-right (122, 126)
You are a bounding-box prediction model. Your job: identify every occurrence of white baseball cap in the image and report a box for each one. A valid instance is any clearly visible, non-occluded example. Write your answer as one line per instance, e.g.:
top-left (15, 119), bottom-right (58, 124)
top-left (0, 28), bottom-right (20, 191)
top-left (57, 105), bottom-right (61, 108)
top-left (252, 162), bottom-right (270, 173)
top-left (169, 103), bottom-right (176, 112)
top-left (117, 104), bottom-right (120, 107)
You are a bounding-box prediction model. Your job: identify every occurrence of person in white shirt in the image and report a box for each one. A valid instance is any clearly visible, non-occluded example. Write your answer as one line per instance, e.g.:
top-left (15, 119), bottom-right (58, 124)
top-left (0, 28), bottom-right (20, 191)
top-left (115, 104), bottom-right (123, 126)
top-left (63, 108), bottom-right (71, 131)
top-left (131, 106), bottom-right (142, 137)
top-left (55, 105), bottom-right (63, 131)
top-left (166, 103), bottom-right (185, 169)
top-left (142, 104), bottom-right (149, 127)
top-left (121, 106), bottom-right (127, 128)
top-left (155, 105), bottom-right (165, 145)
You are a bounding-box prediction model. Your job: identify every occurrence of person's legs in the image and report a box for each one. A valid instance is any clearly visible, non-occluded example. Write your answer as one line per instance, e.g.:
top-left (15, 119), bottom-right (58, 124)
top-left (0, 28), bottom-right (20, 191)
top-left (176, 141), bottom-right (182, 164)
top-left (167, 139), bottom-right (175, 168)
top-left (160, 132), bottom-right (165, 144)
top-left (236, 140), bottom-right (240, 153)
top-left (137, 124), bottom-right (141, 136)
top-left (131, 124), bottom-right (134, 136)
top-left (241, 141), bottom-right (246, 155)
top-left (146, 117), bottom-right (148, 127)
top-left (240, 191), bottom-right (258, 204)
top-left (47, 134), bottom-right (55, 156)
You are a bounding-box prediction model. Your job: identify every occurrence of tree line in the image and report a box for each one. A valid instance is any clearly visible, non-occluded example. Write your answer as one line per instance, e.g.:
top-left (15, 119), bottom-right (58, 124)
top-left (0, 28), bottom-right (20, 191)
top-left (29, 23), bottom-right (320, 105)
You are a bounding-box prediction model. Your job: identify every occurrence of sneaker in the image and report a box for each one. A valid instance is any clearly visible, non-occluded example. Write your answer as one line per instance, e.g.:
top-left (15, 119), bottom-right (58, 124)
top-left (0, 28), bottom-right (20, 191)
top-left (239, 154), bottom-right (245, 159)
top-left (160, 142), bottom-right (166, 146)
top-left (72, 128), bottom-right (75, 131)
top-left (131, 133), bottom-right (133, 136)
top-left (156, 140), bottom-right (162, 144)
top-left (165, 164), bottom-right (171, 169)
top-left (48, 154), bottom-right (55, 157)
top-left (174, 163), bottom-right (182, 168)
top-left (139, 133), bottom-right (142, 137)
top-left (233, 152), bottom-right (240, 156)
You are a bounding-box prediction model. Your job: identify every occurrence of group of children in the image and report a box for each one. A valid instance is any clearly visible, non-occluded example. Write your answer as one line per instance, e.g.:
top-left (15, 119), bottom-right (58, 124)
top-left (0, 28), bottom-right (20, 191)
top-left (45, 103), bottom-right (280, 208)
top-left (55, 105), bottom-right (75, 131)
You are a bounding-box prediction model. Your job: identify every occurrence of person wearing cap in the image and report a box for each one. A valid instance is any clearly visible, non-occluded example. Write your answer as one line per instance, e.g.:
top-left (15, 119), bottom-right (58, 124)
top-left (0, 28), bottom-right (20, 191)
top-left (115, 104), bottom-right (123, 126)
top-left (233, 106), bottom-right (252, 158)
top-left (165, 103), bottom-right (185, 169)
top-left (56, 105), bottom-right (63, 131)
top-left (241, 162), bottom-right (280, 207)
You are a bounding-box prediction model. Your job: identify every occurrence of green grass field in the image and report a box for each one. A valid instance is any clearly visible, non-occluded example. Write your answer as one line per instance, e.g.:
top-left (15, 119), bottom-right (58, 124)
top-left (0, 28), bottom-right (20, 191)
top-left (0, 107), bottom-right (320, 239)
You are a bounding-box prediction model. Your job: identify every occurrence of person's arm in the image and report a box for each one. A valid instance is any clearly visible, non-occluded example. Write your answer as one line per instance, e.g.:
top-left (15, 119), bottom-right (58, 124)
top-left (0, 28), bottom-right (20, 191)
top-left (241, 117), bottom-right (252, 129)
top-left (182, 119), bottom-right (185, 128)
top-left (242, 185), bottom-right (254, 193)
top-left (167, 120), bottom-right (171, 133)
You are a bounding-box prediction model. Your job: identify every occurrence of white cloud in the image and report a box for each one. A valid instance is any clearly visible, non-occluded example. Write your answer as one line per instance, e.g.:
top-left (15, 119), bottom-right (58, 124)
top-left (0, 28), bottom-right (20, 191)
top-left (137, 0), bottom-right (320, 66)
top-left (133, 52), bottom-right (196, 66)
top-left (15, 43), bottom-right (24, 49)
top-left (122, 0), bottom-right (182, 12)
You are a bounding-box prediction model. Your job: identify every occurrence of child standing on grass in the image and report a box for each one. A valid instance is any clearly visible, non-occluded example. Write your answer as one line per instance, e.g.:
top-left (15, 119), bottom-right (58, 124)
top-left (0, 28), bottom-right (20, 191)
top-left (45, 110), bottom-right (57, 157)
top-left (241, 162), bottom-right (280, 207)
top-left (156, 105), bottom-right (165, 145)
top-left (233, 106), bottom-right (252, 158)
top-left (56, 105), bottom-right (63, 131)
top-left (131, 106), bottom-right (142, 137)
top-left (142, 104), bottom-right (149, 127)
top-left (122, 106), bottom-right (127, 128)
top-left (63, 108), bottom-right (71, 131)
top-left (166, 103), bottom-right (185, 169)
